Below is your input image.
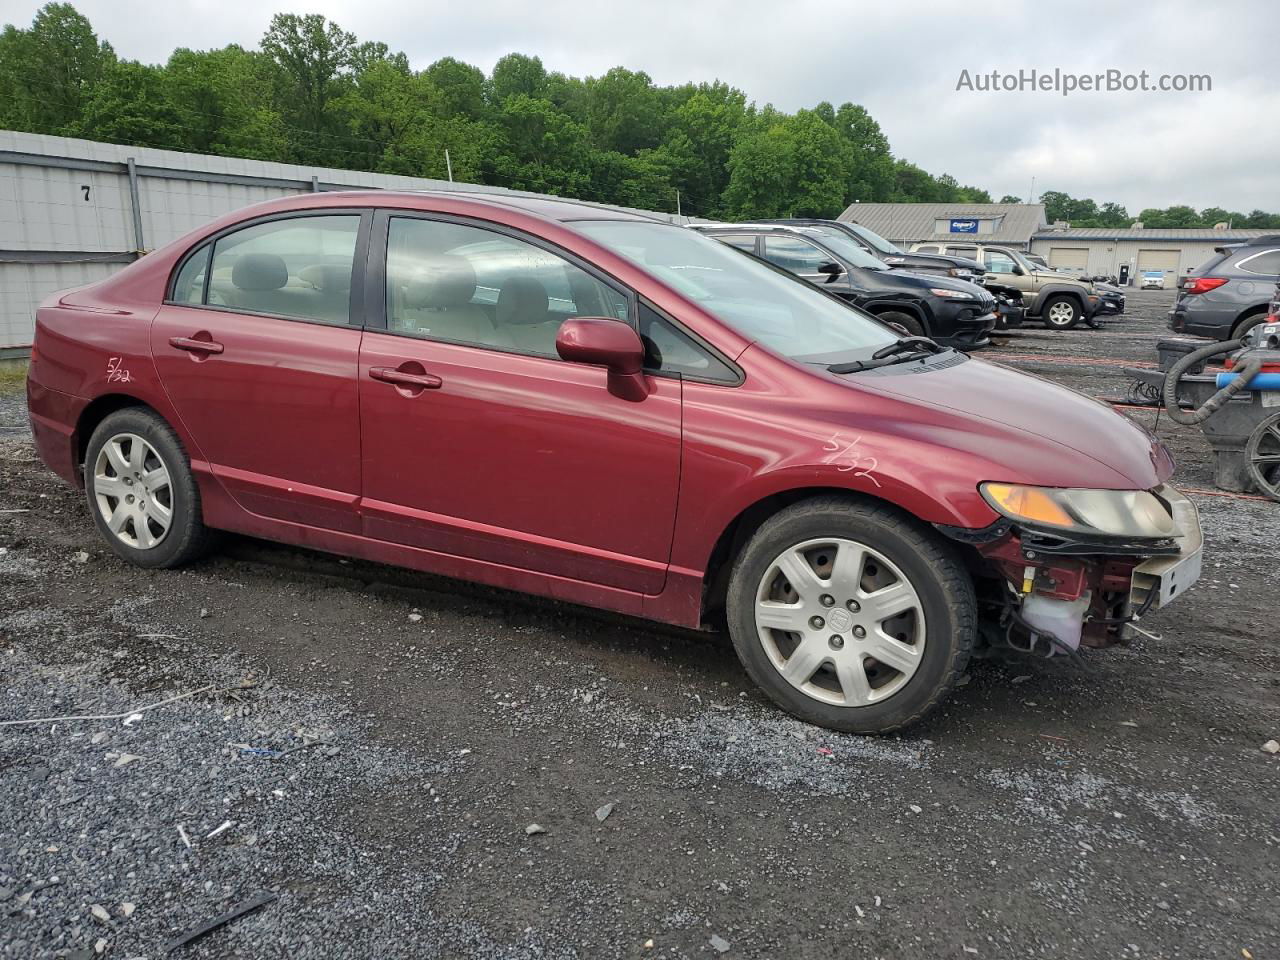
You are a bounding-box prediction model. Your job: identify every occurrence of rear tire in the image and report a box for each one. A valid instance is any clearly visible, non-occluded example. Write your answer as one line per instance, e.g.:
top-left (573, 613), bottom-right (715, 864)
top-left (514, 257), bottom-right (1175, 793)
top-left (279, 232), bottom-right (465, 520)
top-left (877, 310), bottom-right (924, 338)
top-left (725, 496), bottom-right (975, 734)
top-left (1232, 312), bottom-right (1268, 341)
top-left (1041, 295), bottom-right (1081, 330)
top-left (84, 407), bottom-right (216, 569)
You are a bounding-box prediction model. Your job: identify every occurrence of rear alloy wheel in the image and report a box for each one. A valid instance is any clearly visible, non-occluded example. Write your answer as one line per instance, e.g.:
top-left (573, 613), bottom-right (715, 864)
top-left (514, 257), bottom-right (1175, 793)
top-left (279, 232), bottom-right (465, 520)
top-left (726, 497), bottom-right (974, 733)
top-left (1042, 295), bottom-right (1081, 330)
top-left (92, 433), bottom-right (174, 550)
top-left (84, 407), bottom-right (216, 568)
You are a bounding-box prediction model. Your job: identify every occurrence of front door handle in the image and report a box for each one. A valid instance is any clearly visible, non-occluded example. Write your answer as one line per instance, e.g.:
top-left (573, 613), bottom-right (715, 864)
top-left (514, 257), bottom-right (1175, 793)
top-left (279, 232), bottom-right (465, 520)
top-left (169, 336), bottom-right (224, 355)
top-left (369, 366), bottom-right (443, 390)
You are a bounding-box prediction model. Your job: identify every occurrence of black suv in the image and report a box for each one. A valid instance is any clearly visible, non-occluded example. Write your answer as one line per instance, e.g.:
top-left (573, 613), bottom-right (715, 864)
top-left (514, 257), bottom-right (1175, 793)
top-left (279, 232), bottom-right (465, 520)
top-left (693, 223), bottom-right (997, 349)
top-left (758, 218), bottom-right (986, 281)
top-left (759, 218), bottom-right (1024, 329)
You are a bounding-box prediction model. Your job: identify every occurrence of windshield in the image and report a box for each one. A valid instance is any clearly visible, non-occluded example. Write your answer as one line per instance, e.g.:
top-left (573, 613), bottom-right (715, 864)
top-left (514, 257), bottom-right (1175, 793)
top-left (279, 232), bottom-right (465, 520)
top-left (843, 222), bottom-right (904, 255)
top-left (800, 227), bottom-right (890, 270)
top-left (575, 221), bottom-right (896, 360)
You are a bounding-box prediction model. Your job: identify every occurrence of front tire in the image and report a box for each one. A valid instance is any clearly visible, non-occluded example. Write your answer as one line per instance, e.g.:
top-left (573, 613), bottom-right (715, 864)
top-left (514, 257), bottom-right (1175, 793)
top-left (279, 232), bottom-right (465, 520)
top-left (725, 496), bottom-right (975, 734)
top-left (1041, 295), bottom-right (1081, 330)
top-left (84, 407), bottom-right (215, 568)
top-left (876, 310), bottom-right (924, 337)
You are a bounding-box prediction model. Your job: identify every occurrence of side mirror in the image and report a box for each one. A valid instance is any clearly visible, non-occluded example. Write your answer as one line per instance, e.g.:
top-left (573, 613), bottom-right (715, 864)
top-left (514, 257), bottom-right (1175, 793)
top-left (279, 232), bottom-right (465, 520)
top-left (556, 317), bottom-right (649, 401)
top-left (817, 260), bottom-right (844, 283)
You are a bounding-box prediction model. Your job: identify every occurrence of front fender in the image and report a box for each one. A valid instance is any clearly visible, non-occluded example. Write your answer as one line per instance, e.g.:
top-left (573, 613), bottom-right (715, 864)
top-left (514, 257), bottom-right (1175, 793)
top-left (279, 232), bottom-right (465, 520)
top-left (1031, 284), bottom-right (1087, 315)
top-left (670, 380), bottom-right (1007, 575)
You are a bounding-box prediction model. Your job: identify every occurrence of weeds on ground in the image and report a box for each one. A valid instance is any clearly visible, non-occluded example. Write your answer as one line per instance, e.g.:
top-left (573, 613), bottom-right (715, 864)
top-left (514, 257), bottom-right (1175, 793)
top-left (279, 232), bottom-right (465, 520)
top-left (0, 364), bottom-right (28, 394)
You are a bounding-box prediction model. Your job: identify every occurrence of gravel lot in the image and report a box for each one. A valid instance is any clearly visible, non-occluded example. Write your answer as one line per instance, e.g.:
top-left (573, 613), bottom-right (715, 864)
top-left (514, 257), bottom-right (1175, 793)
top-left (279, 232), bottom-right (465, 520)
top-left (2, 289), bottom-right (1277, 959)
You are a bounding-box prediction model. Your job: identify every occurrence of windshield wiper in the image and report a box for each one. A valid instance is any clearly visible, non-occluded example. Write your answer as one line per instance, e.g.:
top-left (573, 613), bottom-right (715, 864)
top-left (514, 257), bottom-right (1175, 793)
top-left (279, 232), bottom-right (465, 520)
top-left (826, 337), bottom-right (946, 374)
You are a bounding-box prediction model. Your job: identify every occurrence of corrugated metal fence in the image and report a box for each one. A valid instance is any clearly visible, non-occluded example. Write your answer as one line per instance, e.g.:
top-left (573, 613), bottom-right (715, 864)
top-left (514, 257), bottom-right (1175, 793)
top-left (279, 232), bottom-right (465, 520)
top-left (0, 130), bottom-right (689, 354)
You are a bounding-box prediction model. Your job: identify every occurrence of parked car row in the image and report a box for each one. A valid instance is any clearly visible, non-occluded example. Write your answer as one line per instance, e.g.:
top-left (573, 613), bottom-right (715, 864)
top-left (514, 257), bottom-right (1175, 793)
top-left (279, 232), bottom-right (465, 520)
top-left (27, 190), bottom-right (1205, 735)
top-left (901, 238), bottom-right (1104, 330)
top-left (690, 222), bottom-right (999, 348)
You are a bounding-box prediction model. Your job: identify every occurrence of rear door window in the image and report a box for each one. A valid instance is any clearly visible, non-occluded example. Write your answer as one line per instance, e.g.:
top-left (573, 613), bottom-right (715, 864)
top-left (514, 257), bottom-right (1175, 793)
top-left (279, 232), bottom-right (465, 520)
top-left (763, 236), bottom-right (833, 274)
top-left (203, 215), bottom-right (361, 324)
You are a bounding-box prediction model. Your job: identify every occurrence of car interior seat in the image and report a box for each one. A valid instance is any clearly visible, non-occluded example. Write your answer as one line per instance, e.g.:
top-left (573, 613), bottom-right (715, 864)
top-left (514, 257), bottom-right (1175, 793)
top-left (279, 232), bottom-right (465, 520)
top-left (495, 276), bottom-right (560, 355)
top-left (221, 253), bottom-right (301, 317)
top-left (395, 255), bottom-right (494, 344)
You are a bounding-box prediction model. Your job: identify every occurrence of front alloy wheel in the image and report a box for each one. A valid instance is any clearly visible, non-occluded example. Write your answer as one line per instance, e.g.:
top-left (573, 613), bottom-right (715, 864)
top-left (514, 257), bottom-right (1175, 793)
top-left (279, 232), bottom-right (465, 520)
top-left (754, 538), bottom-right (925, 707)
top-left (725, 496), bottom-right (975, 733)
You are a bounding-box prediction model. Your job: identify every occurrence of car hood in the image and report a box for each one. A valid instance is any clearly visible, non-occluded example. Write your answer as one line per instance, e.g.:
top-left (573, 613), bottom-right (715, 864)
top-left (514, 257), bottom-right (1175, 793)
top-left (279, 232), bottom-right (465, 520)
top-left (883, 270), bottom-right (984, 295)
top-left (1031, 270), bottom-right (1092, 290)
top-left (846, 355), bottom-right (1173, 489)
top-left (886, 252), bottom-right (985, 273)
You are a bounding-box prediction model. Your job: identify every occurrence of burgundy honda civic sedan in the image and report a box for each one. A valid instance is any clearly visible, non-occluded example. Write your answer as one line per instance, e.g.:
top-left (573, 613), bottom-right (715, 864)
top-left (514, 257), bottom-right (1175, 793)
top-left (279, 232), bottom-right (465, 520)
top-left (26, 191), bottom-right (1203, 732)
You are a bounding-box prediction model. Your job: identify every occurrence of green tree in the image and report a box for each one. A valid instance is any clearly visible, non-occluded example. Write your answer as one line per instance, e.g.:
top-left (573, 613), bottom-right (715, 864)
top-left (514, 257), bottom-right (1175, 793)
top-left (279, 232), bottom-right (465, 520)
top-left (999, 194), bottom-right (1024, 204)
top-left (260, 13), bottom-right (357, 163)
top-left (832, 102), bottom-right (894, 202)
top-left (1096, 202), bottom-right (1129, 227)
top-left (0, 2), bottom-right (113, 133)
top-left (425, 57), bottom-right (487, 118)
top-left (493, 93), bottom-right (590, 195)
top-left (723, 111), bottom-right (849, 219)
top-left (489, 53), bottom-right (546, 103)
top-left (1137, 205), bottom-right (1200, 227)
top-left (74, 59), bottom-right (185, 149)
top-left (584, 67), bottom-right (662, 154)
top-left (1242, 209), bottom-right (1280, 228)
top-left (333, 58), bottom-right (440, 169)
top-left (166, 45), bottom-right (287, 159)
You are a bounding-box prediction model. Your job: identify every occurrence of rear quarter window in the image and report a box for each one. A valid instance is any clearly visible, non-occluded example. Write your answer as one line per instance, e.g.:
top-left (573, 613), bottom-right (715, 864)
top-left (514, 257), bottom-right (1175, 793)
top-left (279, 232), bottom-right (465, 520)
top-left (1236, 249), bottom-right (1280, 277)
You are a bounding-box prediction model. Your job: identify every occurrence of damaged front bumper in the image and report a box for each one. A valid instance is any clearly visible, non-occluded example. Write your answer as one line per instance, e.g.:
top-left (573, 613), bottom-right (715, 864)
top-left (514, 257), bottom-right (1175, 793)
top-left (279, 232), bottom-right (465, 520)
top-left (1129, 486), bottom-right (1204, 610)
top-left (938, 484), bottom-right (1204, 655)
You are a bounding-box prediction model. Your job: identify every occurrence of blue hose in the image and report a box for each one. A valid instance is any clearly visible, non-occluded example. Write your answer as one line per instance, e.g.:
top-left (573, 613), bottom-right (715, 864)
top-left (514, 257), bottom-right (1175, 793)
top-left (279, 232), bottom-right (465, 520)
top-left (1214, 372), bottom-right (1280, 390)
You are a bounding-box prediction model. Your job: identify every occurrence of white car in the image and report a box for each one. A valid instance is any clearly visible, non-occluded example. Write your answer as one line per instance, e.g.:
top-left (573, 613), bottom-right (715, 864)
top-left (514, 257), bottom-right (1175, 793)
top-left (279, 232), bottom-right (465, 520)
top-left (1140, 271), bottom-right (1166, 290)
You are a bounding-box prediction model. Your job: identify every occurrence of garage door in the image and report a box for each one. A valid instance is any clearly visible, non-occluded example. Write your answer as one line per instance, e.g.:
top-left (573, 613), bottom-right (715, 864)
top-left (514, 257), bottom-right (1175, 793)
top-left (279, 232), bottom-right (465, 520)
top-left (1048, 247), bottom-right (1089, 271)
top-left (1137, 249), bottom-right (1180, 276)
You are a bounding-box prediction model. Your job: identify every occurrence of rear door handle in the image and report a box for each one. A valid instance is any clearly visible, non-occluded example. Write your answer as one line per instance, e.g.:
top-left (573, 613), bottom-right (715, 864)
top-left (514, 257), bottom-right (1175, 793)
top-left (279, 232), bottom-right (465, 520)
top-left (369, 366), bottom-right (443, 390)
top-left (169, 336), bottom-right (224, 355)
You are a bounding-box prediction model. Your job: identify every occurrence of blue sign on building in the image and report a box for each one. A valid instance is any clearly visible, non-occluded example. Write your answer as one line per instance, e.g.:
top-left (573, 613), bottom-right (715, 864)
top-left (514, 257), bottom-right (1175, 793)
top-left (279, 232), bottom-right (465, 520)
top-left (949, 219), bottom-right (979, 234)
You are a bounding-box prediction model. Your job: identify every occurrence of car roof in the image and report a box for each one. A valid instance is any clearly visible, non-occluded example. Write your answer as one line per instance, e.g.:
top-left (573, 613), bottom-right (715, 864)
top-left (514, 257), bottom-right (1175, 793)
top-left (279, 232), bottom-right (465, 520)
top-left (694, 222), bottom-right (828, 237)
top-left (372, 190), bottom-right (662, 224)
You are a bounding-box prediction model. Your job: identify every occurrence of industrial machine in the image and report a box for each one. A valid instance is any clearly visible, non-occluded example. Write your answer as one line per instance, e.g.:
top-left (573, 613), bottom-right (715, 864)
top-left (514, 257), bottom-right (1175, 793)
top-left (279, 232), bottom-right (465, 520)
top-left (1127, 283), bottom-right (1280, 501)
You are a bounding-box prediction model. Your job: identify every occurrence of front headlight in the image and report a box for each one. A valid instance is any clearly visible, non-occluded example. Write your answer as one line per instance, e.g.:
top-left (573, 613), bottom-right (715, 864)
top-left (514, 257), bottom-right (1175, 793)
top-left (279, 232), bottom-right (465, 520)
top-left (980, 483), bottom-right (1176, 539)
top-left (930, 288), bottom-right (975, 299)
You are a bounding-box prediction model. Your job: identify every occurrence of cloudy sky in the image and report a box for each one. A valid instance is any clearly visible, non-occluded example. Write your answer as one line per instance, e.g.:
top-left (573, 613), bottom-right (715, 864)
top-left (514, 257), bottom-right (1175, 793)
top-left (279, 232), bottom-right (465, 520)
top-left (10, 0), bottom-right (1279, 214)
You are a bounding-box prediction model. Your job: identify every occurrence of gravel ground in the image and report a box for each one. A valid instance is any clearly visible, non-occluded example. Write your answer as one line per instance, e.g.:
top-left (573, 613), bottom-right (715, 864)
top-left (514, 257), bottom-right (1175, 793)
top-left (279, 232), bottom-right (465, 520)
top-left (1, 289), bottom-right (1277, 959)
